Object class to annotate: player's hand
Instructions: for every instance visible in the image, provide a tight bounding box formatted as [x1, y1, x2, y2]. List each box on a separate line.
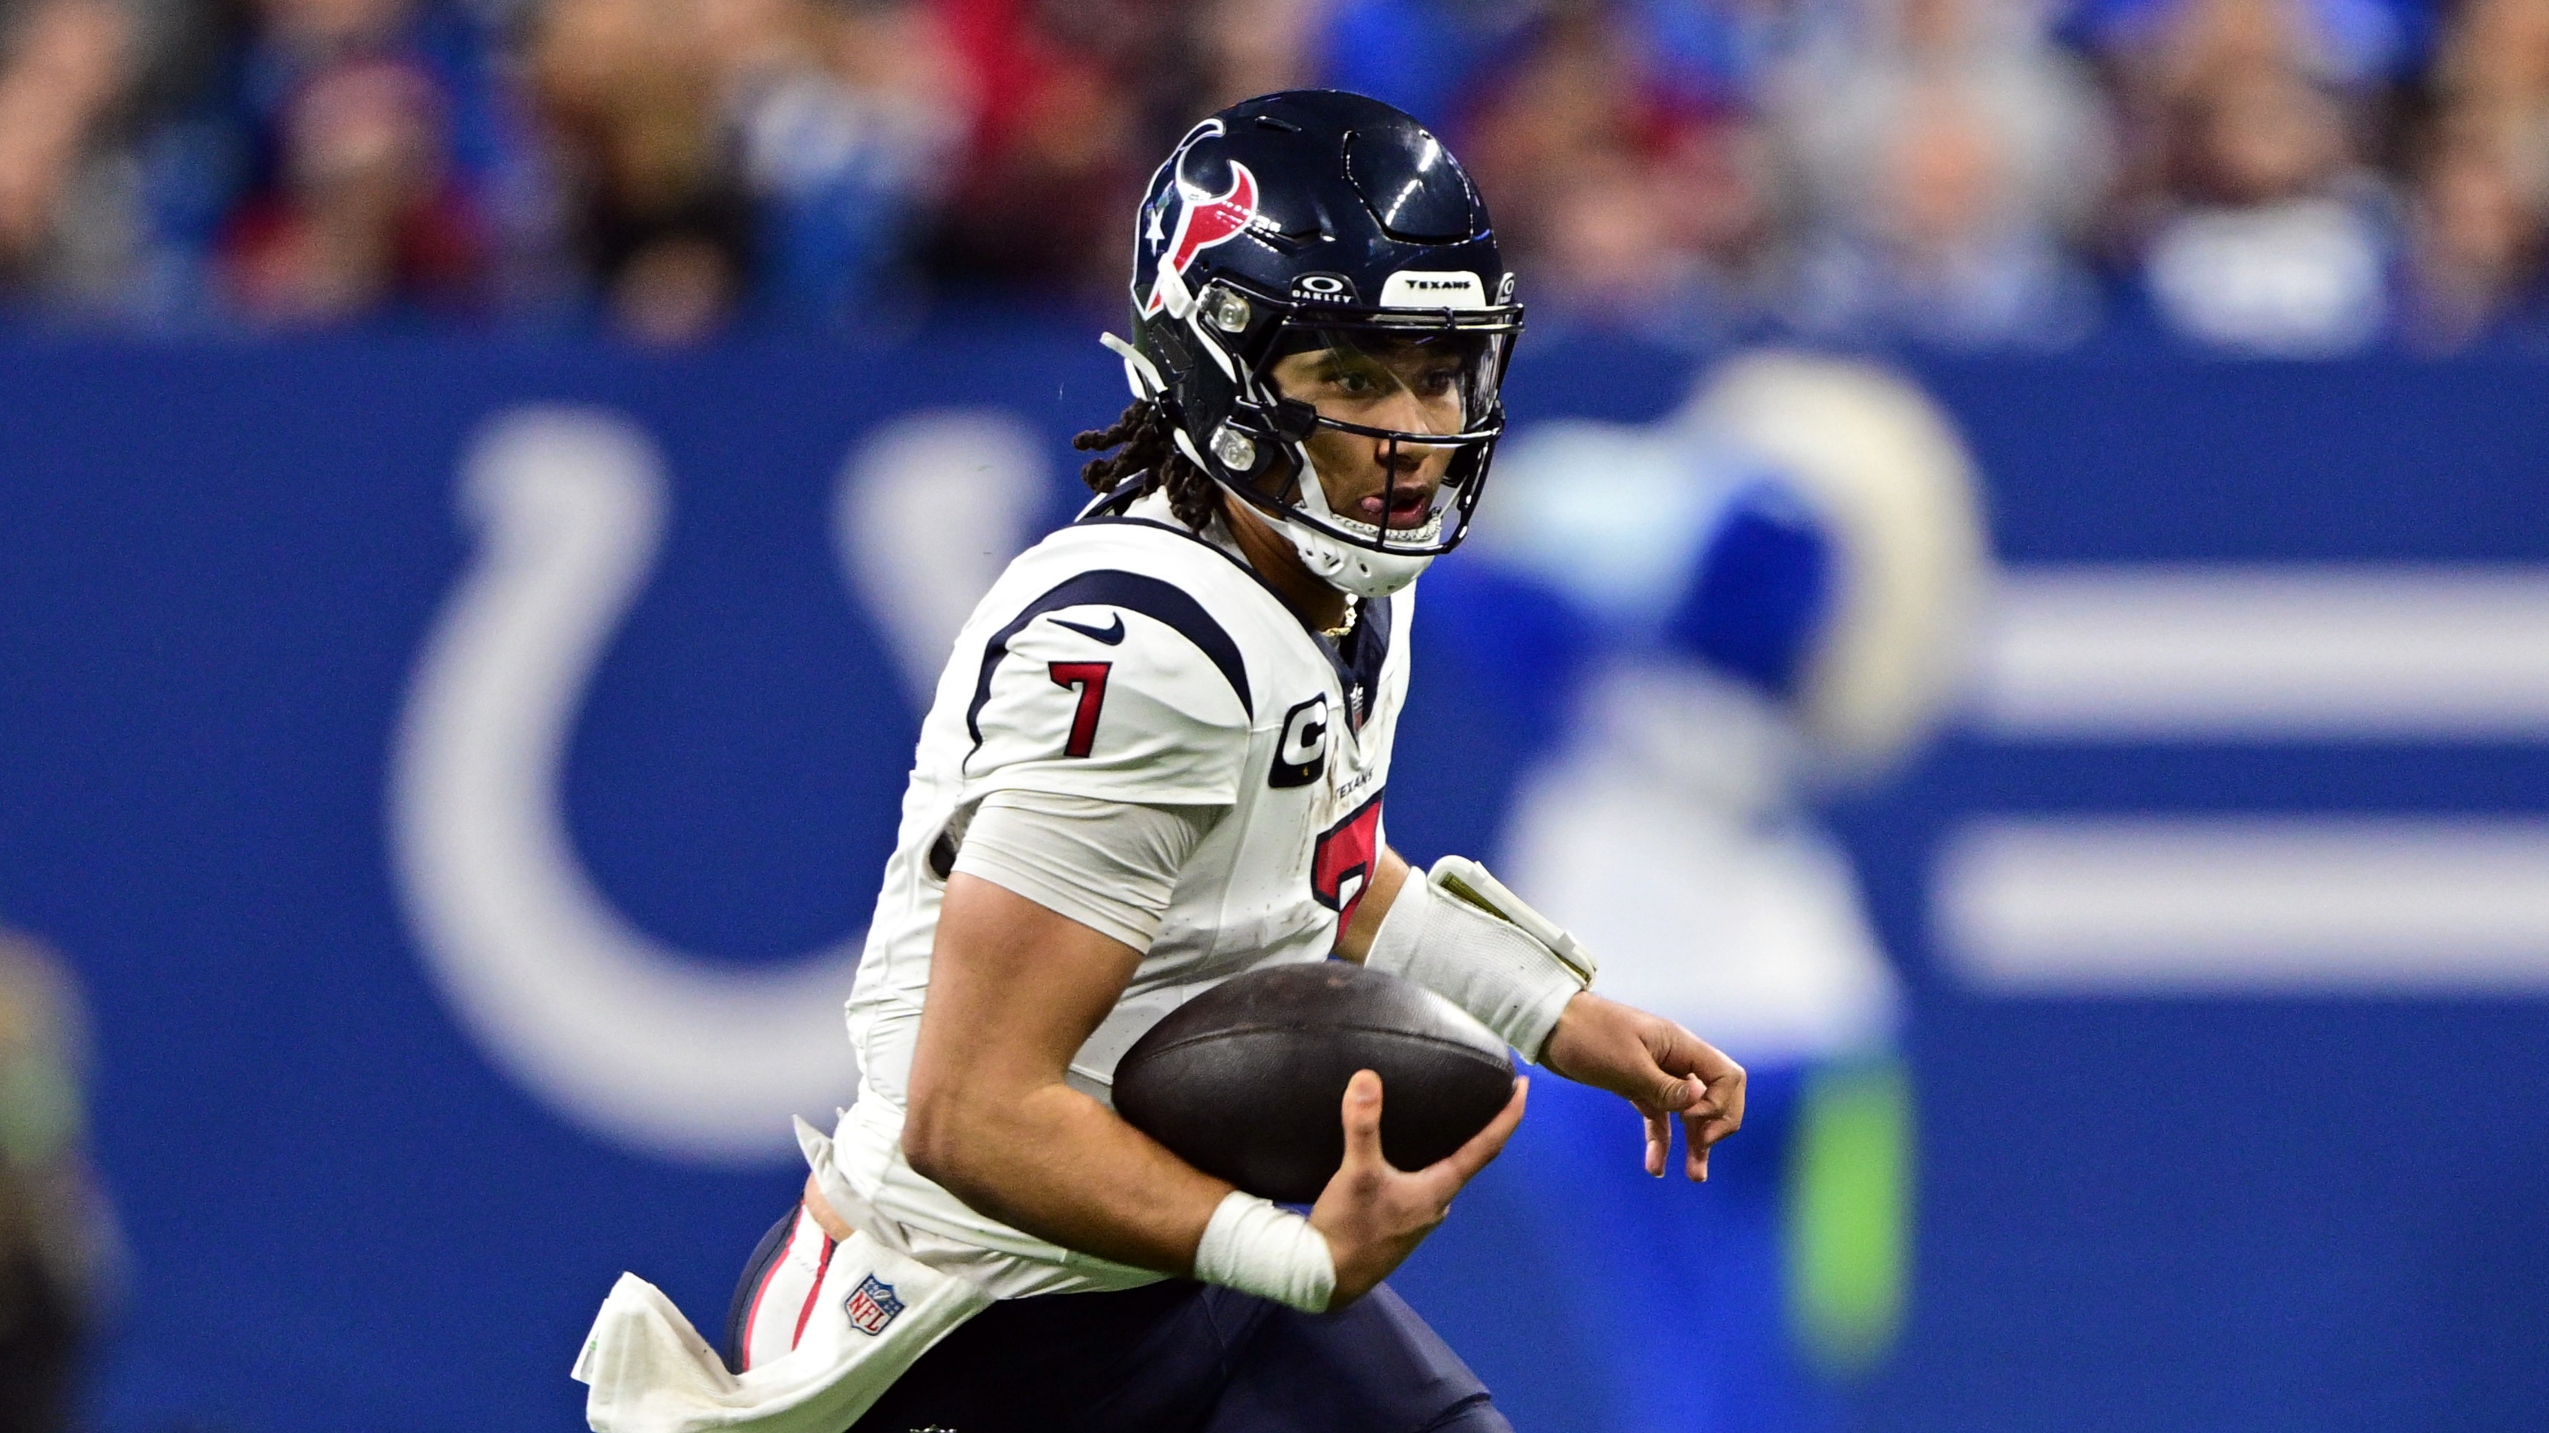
[1540, 992, 1745, 1181]
[1309, 1069, 1527, 1309]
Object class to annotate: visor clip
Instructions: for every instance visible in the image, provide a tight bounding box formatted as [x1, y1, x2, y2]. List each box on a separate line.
[1205, 287, 1253, 334]
[1211, 424, 1258, 471]
[1271, 398, 1319, 443]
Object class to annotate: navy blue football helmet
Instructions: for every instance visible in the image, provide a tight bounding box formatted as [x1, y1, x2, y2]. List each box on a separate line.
[1107, 90, 1523, 598]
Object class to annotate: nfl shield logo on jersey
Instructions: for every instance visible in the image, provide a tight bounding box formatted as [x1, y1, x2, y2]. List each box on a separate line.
[846, 1272, 906, 1336]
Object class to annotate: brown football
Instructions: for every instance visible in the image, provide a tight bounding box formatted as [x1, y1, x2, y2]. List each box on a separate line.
[1112, 962, 1516, 1203]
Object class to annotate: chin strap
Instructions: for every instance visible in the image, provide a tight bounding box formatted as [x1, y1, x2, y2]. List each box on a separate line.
[1100, 331, 1168, 402]
[1365, 856, 1595, 1063]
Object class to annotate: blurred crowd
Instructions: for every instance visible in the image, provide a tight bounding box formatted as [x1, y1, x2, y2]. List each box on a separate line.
[2, 0, 2546, 352]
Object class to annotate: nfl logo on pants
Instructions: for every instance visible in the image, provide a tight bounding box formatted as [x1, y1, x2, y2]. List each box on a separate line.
[847, 1274, 905, 1336]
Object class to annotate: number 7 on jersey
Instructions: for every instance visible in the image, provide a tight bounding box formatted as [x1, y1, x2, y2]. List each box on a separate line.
[1048, 662, 1112, 758]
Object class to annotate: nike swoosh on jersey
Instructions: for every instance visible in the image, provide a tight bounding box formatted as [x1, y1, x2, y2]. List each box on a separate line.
[1049, 613, 1127, 645]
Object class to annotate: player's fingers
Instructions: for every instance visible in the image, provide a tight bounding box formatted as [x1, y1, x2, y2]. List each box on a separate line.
[1643, 1104, 1670, 1178]
[1337, 1068, 1386, 1170]
[1655, 1030, 1746, 1135]
[1708, 1068, 1747, 1134]
[1433, 1076, 1527, 1185]
[1680, 1083, 1746, 1182]
[1704, 1100, 1738, 1152]
[1648, 1064, 1707, 1114]
[1700, 1065, 1746, 1136]
[1681, 1106, 1725, 1182]
[1651, 1020, 1746, 1090]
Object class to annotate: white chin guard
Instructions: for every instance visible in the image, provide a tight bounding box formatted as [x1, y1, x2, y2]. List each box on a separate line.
[1166, 424, 1444, 600]
[1279, 447, 1442, 599]
[1284, 514, 1436, 599]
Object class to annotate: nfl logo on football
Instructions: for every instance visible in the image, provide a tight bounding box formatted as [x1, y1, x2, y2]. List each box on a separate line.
[846, 1273, 905, 1336]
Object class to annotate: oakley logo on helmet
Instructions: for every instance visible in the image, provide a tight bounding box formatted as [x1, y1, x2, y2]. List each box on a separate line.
[1291, 273, 1359, 304]
[1141, 120, 1261, 318]
[1378, 271, 1486, 310]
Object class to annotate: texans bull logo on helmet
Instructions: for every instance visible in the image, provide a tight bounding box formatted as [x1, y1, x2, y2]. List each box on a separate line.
[1137, 120, 1260, 319]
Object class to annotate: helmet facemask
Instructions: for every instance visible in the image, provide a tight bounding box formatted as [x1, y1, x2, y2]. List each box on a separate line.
[1136, 279, 1522, 599]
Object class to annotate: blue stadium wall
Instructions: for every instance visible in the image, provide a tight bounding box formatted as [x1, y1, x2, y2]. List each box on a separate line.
[1, 327, 2543, 1432]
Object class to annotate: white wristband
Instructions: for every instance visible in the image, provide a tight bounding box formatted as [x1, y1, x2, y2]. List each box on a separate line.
[1364, 856, 1591, 1062]
[1192, 1191, 1335, 1314]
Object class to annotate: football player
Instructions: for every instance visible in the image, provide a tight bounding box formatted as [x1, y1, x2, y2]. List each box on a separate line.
[712, 91, 1748, 1432]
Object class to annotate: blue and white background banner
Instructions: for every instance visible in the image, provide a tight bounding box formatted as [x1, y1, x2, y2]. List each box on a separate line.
[2, 331, 2544, 1431]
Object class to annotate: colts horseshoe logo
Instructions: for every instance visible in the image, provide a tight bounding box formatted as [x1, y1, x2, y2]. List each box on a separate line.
[388, 406, 1038, 1163]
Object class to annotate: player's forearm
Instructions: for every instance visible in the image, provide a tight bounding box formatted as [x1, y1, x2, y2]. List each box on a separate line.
[902, 1076, 1230, 1276]
[906, 873, 1235, 1274]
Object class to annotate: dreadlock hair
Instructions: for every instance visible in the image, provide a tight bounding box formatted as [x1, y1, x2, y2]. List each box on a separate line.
[1073, 399, 1225, 534]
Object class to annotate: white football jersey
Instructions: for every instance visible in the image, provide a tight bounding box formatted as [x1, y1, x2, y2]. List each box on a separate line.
[828, 487, 1411, 1291]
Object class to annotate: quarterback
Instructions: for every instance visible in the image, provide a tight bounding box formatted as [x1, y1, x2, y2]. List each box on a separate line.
[708, 91, 1746, 1432]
